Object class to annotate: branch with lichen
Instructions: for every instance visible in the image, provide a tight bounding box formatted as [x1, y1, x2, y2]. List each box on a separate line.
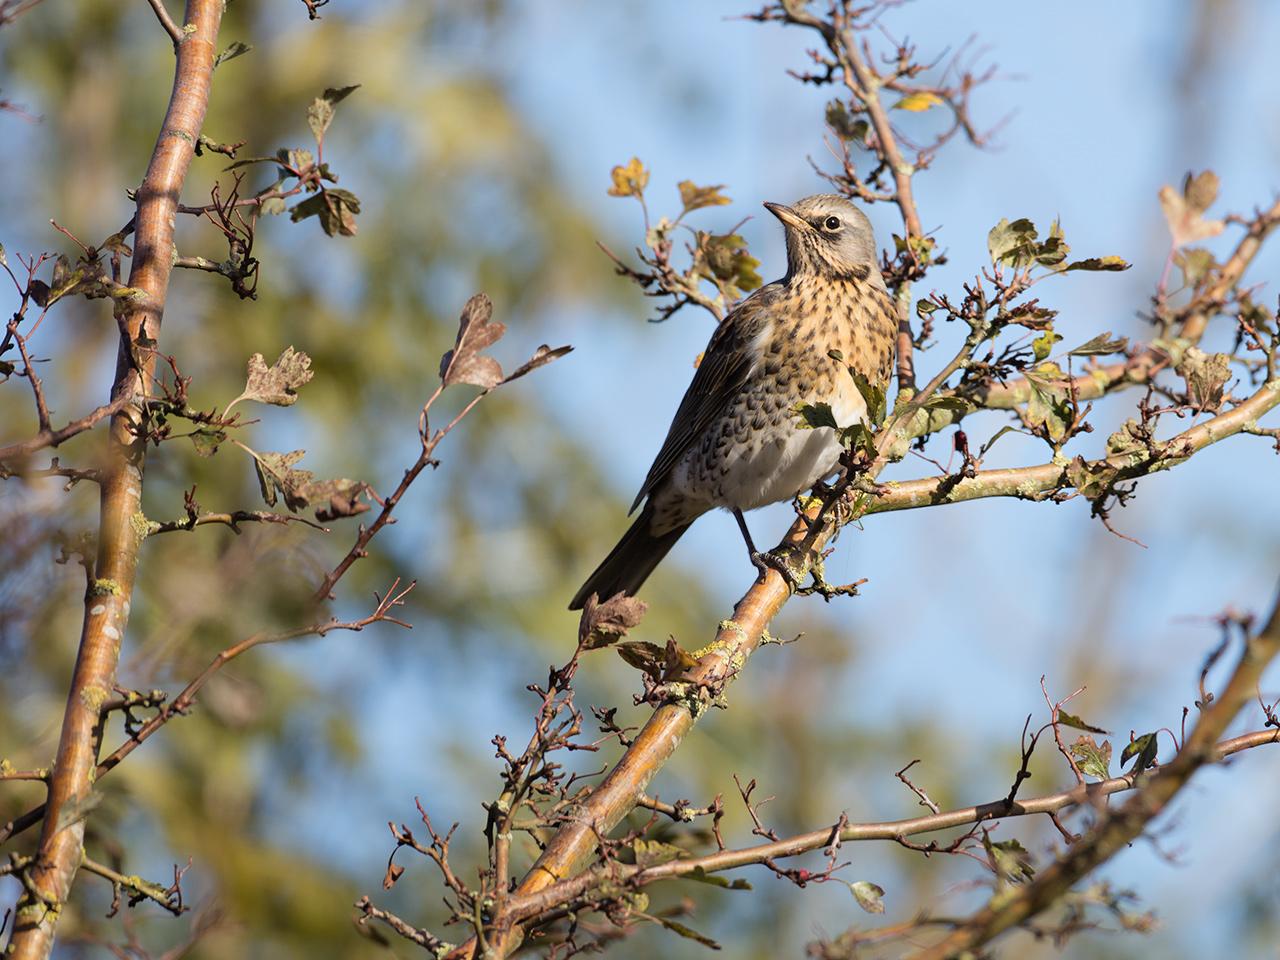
[4, 4, 225, 956]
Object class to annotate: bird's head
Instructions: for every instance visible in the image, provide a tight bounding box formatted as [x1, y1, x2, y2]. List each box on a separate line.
[764, 194, 881, 283]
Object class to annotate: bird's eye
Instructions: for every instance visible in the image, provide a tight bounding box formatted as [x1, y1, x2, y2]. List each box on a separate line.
[823, 215, 841, 230]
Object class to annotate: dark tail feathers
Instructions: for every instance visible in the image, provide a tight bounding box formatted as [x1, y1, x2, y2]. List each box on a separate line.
[569, 504, 690, 610]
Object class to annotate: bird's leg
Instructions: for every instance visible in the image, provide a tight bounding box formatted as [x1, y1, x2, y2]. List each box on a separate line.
[733, 508, 802, 591]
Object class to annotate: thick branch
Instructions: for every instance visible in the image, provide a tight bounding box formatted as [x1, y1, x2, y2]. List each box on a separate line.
[5, 4, 223, 956]
[867, 377, 1280, 515]
[909, 587, 1280, 959]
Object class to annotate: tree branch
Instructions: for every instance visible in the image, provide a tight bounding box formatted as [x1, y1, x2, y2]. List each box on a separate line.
[5, 3, 224, 955]
[908, 587, 1280, 959]
[144, 0, 184, 48]
[482, 728, 1280, 927]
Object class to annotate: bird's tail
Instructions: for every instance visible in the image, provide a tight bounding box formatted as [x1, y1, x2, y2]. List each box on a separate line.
[569, 504, 691, 610]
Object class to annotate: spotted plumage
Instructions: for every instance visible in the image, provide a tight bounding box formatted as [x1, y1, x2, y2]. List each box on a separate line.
[570, 195, 896, 610]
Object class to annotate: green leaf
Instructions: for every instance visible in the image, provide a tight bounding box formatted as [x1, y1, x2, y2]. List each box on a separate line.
[629, 839, 686, 867]
[1070, 735, 1112, 781]
[213, 40, 252, 70]
[850, 371, 887, 426]
[306, 84, 360, 142]
[979, 424, 1021, 457]
[190, 427, 226, 457]
[1032, 328, 1062, 361]
[848, 880, 885, 914]
[677, 180, 731, 214]
[650, 916, 720, 950]
[1035, 220, 1070, 266]
[1120, 732, 1159, 773]
[924, 395, 975, 416]
[684, 867, 751, 890]
[1068, 332, 1129, 357]
[607, 157, 648, 198]
[825, 100, 867, 142]
[0, 241, 7, 268]
[987, 217, 1038, 268]
[794, 401, 839, 430]
[839, 423, 877, 458]
[1058, 711, 1109, 735]
[1024, 369, 1072, 444]
[915, 298, 939, 321]
[698, 232, 761, 292]
[984, 835, 1035, 883]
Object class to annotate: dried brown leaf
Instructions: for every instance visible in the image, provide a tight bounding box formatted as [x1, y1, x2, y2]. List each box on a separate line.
[230, 346, 314, 411]
[580, 592, 648, 650]
[503, 344, 573, 384]
[439, 294, 507, 388]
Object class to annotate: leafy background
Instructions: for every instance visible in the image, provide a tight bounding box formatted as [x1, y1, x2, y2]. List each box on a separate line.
[1, 1, 1278, 957]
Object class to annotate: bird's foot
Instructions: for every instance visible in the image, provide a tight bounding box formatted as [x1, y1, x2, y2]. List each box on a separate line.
[750, 547, 805, 593]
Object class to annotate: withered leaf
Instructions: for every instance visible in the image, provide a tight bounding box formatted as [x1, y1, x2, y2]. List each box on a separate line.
[382, 863, 404, 890]
[229, 346, 314, 411]
[251, 448, 364, 520]
[616, 640, 667, 679]
[1068, 332, 1128, 357]
[503, 344, 573, 384]
[1057, 710, 1109, 735]
[1177, 346, 1231, 411]
[439, 293, 507, 388]
[1159, 171, 1225, 249]
[849, 880, 886, 914]
[307, 84, 360, 142]
[579, 592, 648, 650]
[1063, 255, 1131, 272]
[607, 157, 649, 198]
[289, 187, 361, 237]
[213, 40, 252, 71]
[1070, 735, 1112, 781]
[892, 91, 942, 112]
[677, 180, 731, 214]
[1065, 455, 1119, 501]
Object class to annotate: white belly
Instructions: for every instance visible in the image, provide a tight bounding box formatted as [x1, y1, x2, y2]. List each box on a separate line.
[718, 385, 867, 511]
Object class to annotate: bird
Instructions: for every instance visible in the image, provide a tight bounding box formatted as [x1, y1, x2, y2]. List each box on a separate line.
[569, 194, 896, 611]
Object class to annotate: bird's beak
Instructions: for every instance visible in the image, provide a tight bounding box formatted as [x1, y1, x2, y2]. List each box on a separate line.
[763, 201, 809, 231]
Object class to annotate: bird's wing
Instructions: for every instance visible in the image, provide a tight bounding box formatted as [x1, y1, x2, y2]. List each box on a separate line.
[630, 289, 775, 513]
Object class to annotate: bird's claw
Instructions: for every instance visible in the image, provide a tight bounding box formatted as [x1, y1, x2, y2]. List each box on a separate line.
[750, 549, 803, 592]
